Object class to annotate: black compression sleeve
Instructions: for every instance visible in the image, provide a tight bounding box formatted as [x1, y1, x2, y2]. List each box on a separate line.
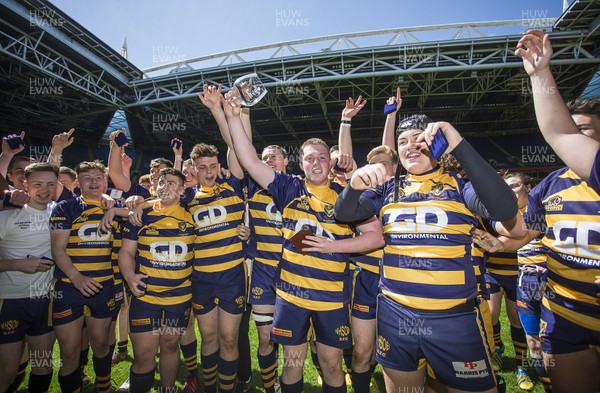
[334, 185, 376, 223]
[452, 139, 518, 221]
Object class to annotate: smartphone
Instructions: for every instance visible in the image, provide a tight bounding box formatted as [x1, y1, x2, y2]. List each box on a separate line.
[170, 139, 182, 149]
[383, 102, 397, 115]
[429, 129, 449, 160]
[114, 132, 128, 147]
[6, 136, 25, 150]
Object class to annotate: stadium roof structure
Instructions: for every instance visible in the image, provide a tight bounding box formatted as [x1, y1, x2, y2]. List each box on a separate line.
[0, 0, 599, 157]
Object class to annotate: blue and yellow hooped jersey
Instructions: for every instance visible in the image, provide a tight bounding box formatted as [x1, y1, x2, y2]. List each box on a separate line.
[363, 167, 480, 311]
[525, 167, 600, 332]
[122, 201, 195, 306]
[112, 222, 123, 286]
[247, 177, 283, 267]
[50, 196, 115, 283]
[268, 173, 354, 311]
[517, 205, 548, 267]
[185, 176, 246, 273]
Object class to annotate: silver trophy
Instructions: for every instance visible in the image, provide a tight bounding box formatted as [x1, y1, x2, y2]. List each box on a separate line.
[232, 73, 267, 106]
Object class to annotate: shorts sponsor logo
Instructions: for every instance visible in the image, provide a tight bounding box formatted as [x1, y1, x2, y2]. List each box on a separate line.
[353, 303, 369, 313]
[52, 309, 73, 319]
[192, 303, 204, 311]
[131, 318, 151, 326]
[272, 327, 292, 338]
[452, 360, 489, 378]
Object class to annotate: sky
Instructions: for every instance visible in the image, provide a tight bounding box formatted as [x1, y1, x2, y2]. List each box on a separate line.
[49, 0, 566, 74]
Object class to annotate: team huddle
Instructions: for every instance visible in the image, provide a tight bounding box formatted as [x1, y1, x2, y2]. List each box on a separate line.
[0, 30, 598, 393]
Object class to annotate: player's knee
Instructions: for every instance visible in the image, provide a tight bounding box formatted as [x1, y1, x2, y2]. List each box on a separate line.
[352, 344, 373, 367]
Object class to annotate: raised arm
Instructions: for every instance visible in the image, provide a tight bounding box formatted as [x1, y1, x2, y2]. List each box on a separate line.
[339, 95, 367, 162]
[198, 84, 244, 179]
[516, 29, 599, 181]
[382, 87, 402, 150]
[172, 138, 183, 171]
[48, 128, 74, 168]
[222, 94, 275, 190]
[107, 129, 133, 192]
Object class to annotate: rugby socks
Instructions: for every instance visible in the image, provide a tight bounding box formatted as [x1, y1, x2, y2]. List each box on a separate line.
[510, 325, 528, 364]
[92, 351, 112, 393]
[218, 357, 238, 393]
[180, 340, 198, 378]
[7, 361, 27, 391]
[129, 367, 155, 393]
[343, 348, 353, 374]
[370, 363, 377, 375]
[109, 342, 116, 357]
[258, 349, 278, 393]
[323, 381, 347, 393]
[28, 372, 52, 393]
[351, 370, 371, 393]
[117, 339, 128, 355]
[280, 378, 303, 393]
[237, 311, 252, 386]
[531, 357, 552, 392]
[493, 322, 503, 351]
[79, 346, 90, 373]
[58, 368, 82, 393]
[310, 349, 322, 377]
[201, 351, 219, 393]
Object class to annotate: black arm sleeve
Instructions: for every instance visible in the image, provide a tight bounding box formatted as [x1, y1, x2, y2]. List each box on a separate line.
[452, 139, 518, 221]
[334, 185, 377, 223]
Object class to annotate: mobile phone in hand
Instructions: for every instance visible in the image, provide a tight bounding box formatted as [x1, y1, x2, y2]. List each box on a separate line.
[6, 136, 25, 149]
[383, 103, 397, 115]
[170, 139, 182, 149]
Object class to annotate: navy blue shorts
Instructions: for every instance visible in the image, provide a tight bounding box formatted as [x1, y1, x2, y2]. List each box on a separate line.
[0, 298, 53, 344]
[128, 296, 192, 334]
[52, 280, 116, 325]
[192, 263, 246, 315]
[351, 269, 379, 320]
[248, 261, 277, 306]
[484, 271, 518, 302]
[540, 302, 600, 355]
[516, 268, 545, 336]
[376, 294, 496, 392]
[271, 296, 352, 349]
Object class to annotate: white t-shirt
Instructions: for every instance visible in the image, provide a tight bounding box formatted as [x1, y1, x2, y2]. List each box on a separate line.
[0, 203, 55, 298]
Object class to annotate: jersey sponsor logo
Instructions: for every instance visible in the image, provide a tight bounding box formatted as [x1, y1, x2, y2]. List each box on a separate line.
[193, 205, 227, 228]
[266, 201, 282, 222]
[295, 218, 334, 239]
[149, 241, 189, 262]
[272, 327, 292, 337]
[131, 318, 151, 326]
[552, 220, 600, 259]
[78, 223, 110, 241]
[452, 360, 489, 378]
[50, 216, 66, 221]
[386, 206, 448, 232]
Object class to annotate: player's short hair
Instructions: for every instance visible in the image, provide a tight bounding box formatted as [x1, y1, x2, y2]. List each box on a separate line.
[502, 171, 533, 187]
[262, 145, 287, 159]
[8, 156, 36, 174]
[567, 97, 600, 117]
[150, 157, 173, 169]
[300, 138, 329, 158]
[329, 144, 339, 154]
[74, 160, 107, 176]
[190, 143, 219, 160]
[24, 162, 59, 179]
[158, 168, 185, 186]
[138, 174, 151, 185]
[182, 158, 194, 168]
[438, 154, 461, 172]
[367, 145, 398, 164]
[59, 166, 77, 182]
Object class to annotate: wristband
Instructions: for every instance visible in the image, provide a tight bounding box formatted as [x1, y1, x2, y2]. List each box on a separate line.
[174, 155, 182, 160]
[341, 120, 351, 125]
